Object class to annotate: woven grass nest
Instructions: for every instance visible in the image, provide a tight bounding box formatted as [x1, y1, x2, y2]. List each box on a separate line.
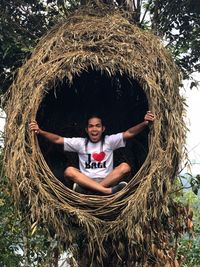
[4, 8, 187, 266]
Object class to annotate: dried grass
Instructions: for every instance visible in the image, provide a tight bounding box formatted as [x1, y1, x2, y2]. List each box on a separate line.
[4, 8, 189, 266]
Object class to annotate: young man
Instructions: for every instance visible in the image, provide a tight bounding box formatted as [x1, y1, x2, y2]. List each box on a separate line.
[29, 111, 155, 195]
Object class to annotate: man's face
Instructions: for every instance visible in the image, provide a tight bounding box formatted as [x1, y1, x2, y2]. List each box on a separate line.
[86, 117, 105, 143]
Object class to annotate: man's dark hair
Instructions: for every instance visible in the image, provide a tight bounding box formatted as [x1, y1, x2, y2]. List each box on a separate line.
[85, 113, 106, 128]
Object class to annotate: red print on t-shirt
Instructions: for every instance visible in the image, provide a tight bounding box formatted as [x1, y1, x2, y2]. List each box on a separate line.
[92, 152, 105, 162]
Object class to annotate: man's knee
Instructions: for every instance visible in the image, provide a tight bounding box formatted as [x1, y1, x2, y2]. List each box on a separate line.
[64, 166, 78, 178]
[119, 162, 131, 174]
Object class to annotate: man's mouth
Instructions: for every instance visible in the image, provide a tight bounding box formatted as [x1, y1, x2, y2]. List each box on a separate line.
[91, 133, 98, 137]
[90, 133, 100, 142]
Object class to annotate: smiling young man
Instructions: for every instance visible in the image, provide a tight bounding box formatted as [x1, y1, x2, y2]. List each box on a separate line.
[29, 111, 155, 195]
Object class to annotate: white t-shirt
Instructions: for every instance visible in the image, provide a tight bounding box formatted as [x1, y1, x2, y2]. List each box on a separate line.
[64, 133, 126, 179]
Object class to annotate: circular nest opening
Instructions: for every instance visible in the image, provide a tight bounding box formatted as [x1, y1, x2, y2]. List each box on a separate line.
[37, 69, 149, 190]
[4, 10, 186, 242]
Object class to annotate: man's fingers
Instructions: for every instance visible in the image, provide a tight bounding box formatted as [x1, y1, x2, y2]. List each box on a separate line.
[29, 122, 38, 128]
[147, 111, 154, 115]
[145, 111, 155, 122]
[29, 123, 39, 132]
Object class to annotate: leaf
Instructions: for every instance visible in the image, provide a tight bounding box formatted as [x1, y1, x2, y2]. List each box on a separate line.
[30, 221, 38, 236]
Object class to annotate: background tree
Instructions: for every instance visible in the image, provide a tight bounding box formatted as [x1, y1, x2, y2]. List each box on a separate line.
[149, 0, 200, 79]
[0, 151, 52, 266]
[0, 0, 199, 94]
[0, 149, 79, 266]
[0, 0, 59, 93]
[175, 176, 200, 266]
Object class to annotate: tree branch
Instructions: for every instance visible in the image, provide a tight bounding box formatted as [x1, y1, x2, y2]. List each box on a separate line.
[140, 0, 152, 25]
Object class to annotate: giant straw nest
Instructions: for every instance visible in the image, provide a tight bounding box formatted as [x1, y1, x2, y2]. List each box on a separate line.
[4, 8, 188, 266]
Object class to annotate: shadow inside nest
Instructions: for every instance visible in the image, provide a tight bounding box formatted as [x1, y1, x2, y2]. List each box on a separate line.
[36, 69, 150, 194]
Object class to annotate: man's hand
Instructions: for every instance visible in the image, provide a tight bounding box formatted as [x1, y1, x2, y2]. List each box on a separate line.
[29, 121, 40, 134]
[29, 121, 64, 144]
[144, 111, 155, 124]
[123, 111, 155, 140]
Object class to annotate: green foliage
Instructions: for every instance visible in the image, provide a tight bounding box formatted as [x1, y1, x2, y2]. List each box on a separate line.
[0, 0, 199, 95]
[174, 173, 200, 266]
[149, 0, 200, 78]
[178, 191, 200, 266]
[0, 152, 66, 267]
[0, 153, 21, 266]
[180, 173, 200, 195]
[0, 0, 60, 93]
[0, 184, 22, 266]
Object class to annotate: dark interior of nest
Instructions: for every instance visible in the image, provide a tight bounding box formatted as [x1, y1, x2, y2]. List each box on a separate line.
[36, 69, 149, 191]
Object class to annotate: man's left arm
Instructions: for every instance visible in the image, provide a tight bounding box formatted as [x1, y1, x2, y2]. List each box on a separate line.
[123, 111, 155, 140]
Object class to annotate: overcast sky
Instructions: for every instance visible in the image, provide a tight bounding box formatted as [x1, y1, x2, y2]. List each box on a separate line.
[183, 73, 200, 175]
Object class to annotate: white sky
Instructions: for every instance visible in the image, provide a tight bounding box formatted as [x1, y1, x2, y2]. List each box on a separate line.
[0, 75, 199, 175]
[183, 73, 200, 175]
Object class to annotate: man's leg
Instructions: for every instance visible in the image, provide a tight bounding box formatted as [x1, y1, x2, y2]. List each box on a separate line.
[100, 162, 131, 187]
[64, 166, 112, 194]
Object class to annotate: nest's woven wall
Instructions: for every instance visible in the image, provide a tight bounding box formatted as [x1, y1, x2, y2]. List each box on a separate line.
[4, 9, 187, 266]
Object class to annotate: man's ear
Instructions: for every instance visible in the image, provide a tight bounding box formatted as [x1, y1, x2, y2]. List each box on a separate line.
[85, 127, 88, 134]
[102, 126, 105, 132]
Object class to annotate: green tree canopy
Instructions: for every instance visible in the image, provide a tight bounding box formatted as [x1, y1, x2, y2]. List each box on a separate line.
[0, 0, 199, 94]
[0, 0, 59, 93]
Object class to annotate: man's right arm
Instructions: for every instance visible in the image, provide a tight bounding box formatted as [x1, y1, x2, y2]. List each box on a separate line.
[29, 121, 64, 145]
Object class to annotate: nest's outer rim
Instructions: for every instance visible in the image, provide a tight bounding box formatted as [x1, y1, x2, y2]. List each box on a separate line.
[4, 10, 186, 248]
